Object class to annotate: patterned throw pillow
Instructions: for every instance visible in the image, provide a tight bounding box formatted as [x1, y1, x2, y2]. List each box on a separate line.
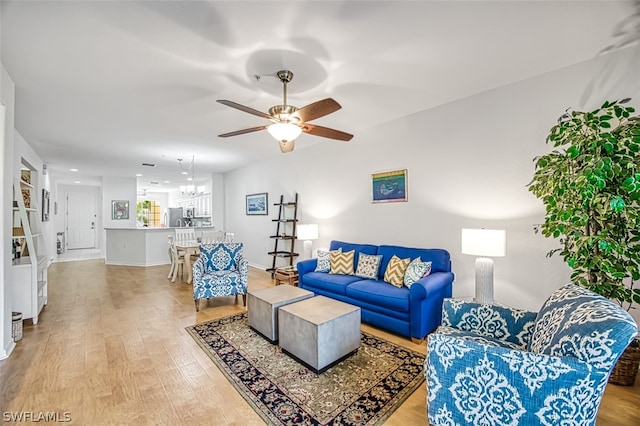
[315, 248, 341, 272]
[354, 253, 383, 279]
[383, 255, 411, 287]
[404, 258, 432, 288]
[329, 250, 355, 275]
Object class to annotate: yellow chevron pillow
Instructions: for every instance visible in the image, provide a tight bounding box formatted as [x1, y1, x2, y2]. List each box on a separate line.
[329, 250, 355, 275]
[383, 255, 411, 287]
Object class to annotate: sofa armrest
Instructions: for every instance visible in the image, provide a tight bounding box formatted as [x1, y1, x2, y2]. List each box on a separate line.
[410, 271, 454, 300]
[408, 271, 454, 339]
[442, 299, 538, 348]
[425, 333, 608, 426]
[296, 258, 317, 276]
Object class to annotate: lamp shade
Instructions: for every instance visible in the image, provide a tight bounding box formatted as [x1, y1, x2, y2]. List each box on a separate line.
[267, 122, 302, 142]
[297, 224, 319, 241]
[461, 228, 506, 257]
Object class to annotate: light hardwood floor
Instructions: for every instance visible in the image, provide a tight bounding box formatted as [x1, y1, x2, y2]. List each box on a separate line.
[1, 259, 638, 425]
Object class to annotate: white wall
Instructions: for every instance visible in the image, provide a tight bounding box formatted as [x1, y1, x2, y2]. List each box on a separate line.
[1, 63, 16, 359]
[101, 176, 137, 252]
[226, 45, 640, 320]
[101, 176, 137, 229]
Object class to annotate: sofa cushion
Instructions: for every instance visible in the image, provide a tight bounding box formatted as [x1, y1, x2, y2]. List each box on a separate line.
[383, 255, 411, 287]
[315, 248, 340, 272]
[404, 258, 432, 288]
[330, 250, 355, 275]
[354, 253, 383, 279]
[378, 245, 451, 274]
[345, 280, 410, 313]
[299, 271, 361, 296]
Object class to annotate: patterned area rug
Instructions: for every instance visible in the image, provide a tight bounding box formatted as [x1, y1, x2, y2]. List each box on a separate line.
[186, 312, 425, 425]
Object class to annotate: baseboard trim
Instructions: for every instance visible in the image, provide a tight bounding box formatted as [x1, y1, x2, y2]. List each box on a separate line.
[0, 340, 16, 360]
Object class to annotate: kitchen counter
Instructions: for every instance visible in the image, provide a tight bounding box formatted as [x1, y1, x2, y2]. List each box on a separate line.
[104, 227, 215, 267]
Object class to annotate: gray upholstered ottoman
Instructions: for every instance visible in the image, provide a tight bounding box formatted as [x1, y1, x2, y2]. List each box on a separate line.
[278, 295, 361, 373]
[247, 285, 314, 343]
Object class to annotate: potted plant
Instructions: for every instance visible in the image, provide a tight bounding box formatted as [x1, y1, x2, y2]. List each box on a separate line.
[528, 98, 640, 384]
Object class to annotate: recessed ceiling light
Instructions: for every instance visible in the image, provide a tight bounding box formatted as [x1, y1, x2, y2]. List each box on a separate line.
[181, 171, 188, 175]
[136, 173, 143, 177]
[187, 177, 193, 181]
[164, 180, 171, 184]
[70, 168, 78, 172]
[74, 181, 81, 184]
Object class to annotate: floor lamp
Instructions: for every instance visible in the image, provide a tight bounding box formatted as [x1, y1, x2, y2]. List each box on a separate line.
[461, 228, 506, 305]
[297, 224, 318, 260]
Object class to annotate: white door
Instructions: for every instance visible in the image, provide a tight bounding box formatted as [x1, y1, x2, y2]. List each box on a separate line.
[66, 192, 96, 249]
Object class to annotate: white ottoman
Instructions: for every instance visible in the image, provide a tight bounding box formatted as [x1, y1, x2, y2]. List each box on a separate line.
[247, 285, 314, 343]
[278, 296, 361, 373]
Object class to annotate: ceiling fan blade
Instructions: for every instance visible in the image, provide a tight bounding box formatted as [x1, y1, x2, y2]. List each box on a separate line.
[279, 140, 295, 153]
[302, 123, 353, 141]
[217, 100, 275, 120]
[295, 98, 342, 122]
[218, 125, 267, 138]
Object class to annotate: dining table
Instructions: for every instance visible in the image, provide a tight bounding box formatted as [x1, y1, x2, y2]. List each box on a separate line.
[175, 240, 200, 284]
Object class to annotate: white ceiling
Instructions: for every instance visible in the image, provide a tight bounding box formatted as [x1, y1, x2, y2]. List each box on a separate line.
[1, 1, 637, 192]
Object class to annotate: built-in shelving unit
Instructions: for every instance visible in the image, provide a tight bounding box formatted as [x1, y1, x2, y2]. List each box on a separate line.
[12, 167, 50, 324]
[266, 193, 298, 277]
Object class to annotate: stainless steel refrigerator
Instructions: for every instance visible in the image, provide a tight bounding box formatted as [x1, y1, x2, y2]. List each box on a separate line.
[164, 207, 184, 227]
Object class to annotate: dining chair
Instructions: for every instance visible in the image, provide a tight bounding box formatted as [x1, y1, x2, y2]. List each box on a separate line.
[167, 235, 186, 282]
[175, 228, 196, 244]
[201, 230, 225, 244]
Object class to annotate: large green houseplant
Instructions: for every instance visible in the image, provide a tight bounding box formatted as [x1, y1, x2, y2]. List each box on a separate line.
[528, 98, 640, 311]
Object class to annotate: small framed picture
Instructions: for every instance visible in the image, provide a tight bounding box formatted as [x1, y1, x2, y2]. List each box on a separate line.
[112, 200, 129, 220]
[246, 193, 268, 215]
[372, 169, 408, 203]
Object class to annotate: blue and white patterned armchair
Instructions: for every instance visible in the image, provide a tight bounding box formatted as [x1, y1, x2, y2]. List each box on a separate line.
[425, 283, 638, 425]
[192, 242, 248, 311]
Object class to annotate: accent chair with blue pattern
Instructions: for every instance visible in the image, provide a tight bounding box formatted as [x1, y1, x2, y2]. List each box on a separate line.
[425, 283, 638, 425]
[192, 242, 248, 311]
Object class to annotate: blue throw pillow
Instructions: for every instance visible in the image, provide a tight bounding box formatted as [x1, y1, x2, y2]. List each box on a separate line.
[315, 248, 341, 272]
[403, 258, 432, 288]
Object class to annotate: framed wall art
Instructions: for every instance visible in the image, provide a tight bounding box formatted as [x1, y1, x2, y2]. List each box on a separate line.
[112, 200, 130, 220]
[246, 193, 268, 215]
[372, 169, 408, 203]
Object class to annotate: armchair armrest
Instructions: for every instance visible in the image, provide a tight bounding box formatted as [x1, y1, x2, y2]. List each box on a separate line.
[441, 298, 538, 349]
[237, 256, 248, 288]
[426, 333, 609, 426]
[192, 256, 206, 283]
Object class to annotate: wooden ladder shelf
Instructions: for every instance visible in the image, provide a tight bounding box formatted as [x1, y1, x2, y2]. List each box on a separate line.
[266, 193, 298, 277]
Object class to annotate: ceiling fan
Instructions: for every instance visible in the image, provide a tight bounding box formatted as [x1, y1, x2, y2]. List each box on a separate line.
[217, 70, 353, 153]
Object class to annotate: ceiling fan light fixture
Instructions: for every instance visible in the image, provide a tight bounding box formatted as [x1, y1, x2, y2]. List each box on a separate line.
[267, 122, 302, 143]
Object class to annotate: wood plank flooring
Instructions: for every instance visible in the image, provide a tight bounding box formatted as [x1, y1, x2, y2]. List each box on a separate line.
[0, 259, 638, 425]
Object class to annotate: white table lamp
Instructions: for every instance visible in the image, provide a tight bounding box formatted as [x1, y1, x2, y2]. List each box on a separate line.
[297, 224, 319, 260]
[461, 228, 506, 305]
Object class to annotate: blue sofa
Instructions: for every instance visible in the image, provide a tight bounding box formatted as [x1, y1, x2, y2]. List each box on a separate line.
[296, 240, 454, 342]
